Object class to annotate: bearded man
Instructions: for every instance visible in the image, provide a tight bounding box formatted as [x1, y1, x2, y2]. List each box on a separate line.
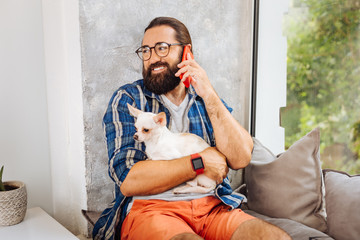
[93, 17, 291, 240]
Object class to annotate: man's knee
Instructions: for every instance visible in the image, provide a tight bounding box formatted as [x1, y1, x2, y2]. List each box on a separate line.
[231, 218, 292, 240]
[170, 233, 204, 240]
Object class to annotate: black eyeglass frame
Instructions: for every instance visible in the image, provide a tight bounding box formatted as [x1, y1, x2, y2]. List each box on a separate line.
[135, 42, 184, 61]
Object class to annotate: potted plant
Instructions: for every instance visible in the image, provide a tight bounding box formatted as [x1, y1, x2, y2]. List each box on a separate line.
[0, 166, 27, 226]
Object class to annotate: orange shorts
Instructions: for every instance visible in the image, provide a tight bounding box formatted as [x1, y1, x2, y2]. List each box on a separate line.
[121, 196, 255, 240]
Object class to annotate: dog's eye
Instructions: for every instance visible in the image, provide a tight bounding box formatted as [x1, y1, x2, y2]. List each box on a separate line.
[143, 128, 149, 133]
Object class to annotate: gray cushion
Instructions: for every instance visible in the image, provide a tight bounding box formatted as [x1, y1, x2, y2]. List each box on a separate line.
[244, 210, 333, 240]
[245, 128, 327, 232]
[323, 169, 360, 240]
[228, 168, 244, 192]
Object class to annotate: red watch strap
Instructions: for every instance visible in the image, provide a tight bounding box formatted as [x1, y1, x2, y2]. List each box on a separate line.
[191, 153, 201, 159]
[195, 168, 204, 175]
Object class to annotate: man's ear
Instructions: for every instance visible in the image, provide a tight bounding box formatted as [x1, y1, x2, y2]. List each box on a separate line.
[127, 103, 142, 117]
[153, 112, 167, 127]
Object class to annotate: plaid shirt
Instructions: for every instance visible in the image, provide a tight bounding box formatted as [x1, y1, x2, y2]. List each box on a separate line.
[93, 79, 245, 240]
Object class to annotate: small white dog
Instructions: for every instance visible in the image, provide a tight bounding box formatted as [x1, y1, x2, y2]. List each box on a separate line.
[127, 103, 216, 194]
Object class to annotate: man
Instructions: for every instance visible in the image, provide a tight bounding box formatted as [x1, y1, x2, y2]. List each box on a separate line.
[93, 17, 291, 240]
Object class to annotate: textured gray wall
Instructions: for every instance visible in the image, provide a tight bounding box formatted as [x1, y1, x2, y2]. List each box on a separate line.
[79, 0, 253, 212]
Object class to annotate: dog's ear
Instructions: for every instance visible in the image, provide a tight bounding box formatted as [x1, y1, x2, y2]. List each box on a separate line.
[127, 103, 142, 117]
[153, 112, 167, 126]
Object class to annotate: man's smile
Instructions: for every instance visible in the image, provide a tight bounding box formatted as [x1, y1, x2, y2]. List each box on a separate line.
[152, 66, 166, 73]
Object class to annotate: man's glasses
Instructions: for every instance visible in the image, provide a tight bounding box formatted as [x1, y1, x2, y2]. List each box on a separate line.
[135, 42, 184, 61]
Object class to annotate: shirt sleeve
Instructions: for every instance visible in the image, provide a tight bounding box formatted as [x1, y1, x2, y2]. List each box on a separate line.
[220, 99, 233, 113]
[103, 88, 147, 187]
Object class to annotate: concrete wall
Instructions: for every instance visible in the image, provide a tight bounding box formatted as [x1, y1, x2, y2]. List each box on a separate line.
[79, 0, 254, 213]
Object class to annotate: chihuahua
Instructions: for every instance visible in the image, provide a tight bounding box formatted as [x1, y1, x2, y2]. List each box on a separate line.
[127, 103, 216, 194]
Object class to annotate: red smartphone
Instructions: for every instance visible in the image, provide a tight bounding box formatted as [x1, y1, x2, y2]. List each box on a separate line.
[179, 45, 194, 88]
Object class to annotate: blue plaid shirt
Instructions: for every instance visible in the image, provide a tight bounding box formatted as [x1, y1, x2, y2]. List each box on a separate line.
[93, 79, 245, 240]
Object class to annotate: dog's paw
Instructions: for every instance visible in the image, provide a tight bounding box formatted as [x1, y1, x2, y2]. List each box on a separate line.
[173, 185, 190, 194]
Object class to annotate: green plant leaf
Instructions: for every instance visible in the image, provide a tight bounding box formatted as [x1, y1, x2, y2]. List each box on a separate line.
[0, 166, 5, 191]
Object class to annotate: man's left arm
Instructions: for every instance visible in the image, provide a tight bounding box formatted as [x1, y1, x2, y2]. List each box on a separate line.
[177, 56, 253, 169]
[202, 93, 253, 169]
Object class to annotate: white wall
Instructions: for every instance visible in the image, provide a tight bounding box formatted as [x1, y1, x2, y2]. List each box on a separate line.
[0, 0, 87, 236]
[0, 0, 53, 214]
[255, 0, 289, 155]
[42, 0, 87, 235]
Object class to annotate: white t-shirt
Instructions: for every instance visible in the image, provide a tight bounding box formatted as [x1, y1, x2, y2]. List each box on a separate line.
[160, 93, 189, 133]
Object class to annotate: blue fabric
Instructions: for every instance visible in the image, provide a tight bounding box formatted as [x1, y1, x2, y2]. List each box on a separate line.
[92, 79, 245, 240]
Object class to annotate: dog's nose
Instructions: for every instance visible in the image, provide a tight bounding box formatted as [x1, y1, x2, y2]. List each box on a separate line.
[133, 135, 138, 140]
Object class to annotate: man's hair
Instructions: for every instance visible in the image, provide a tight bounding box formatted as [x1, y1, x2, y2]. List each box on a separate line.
[145, 17, 192, 48]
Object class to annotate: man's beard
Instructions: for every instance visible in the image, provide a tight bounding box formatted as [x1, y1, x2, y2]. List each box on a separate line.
[143, 60, 181, 95]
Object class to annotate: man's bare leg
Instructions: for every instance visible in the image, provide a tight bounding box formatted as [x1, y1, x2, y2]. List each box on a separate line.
[170, 233, 204, 240]
[231, 218, 292, 240]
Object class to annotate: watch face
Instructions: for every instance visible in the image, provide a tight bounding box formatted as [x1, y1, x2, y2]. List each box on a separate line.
[192, 157, 204, 170]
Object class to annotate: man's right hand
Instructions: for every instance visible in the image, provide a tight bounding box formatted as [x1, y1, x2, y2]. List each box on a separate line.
[200, 147, 229, 184]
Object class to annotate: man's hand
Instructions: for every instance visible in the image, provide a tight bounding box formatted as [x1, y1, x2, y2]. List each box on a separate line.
[199, 147, 228, 184]
[176, 54, 217, 102]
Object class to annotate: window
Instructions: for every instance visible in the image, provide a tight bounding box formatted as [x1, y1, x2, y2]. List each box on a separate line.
[253, 0, 360, 174]
[281, 0, 360, 174]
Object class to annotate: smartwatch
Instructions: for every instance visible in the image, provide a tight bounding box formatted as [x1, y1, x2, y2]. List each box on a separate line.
[190, 153, 204, 175]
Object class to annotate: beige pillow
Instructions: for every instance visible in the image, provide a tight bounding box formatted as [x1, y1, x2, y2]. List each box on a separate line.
[323, 169, 360, 240]
[245, 128, 327, 232]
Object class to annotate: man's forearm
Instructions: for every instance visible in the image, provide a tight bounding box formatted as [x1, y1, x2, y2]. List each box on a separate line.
[120, 156, 196, 196]
[175, 57, 253, 169]
[203, 93, 253, 170]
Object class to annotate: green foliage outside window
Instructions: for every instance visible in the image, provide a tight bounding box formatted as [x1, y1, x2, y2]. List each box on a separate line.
[282, 0, 360, 174]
